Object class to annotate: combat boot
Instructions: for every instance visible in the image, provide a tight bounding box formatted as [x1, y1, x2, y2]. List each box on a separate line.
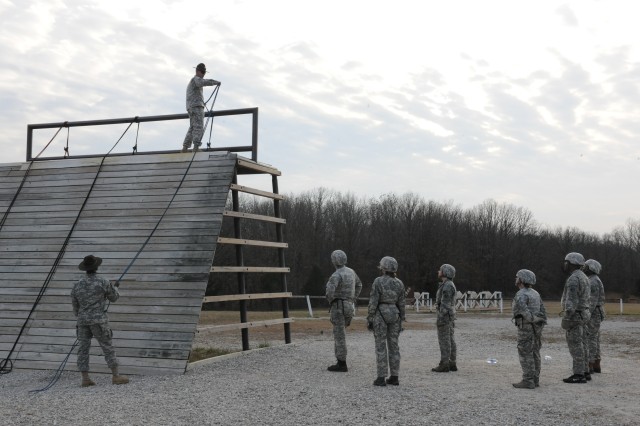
[588, 362, 595, 374]
[449, 362, 458, 372]
[432, 362, 450, 373]
[562, 374, 587, 384]
[327, 360, 348, 372]
[593, 359, 601, 373]
[385, 376, 399, 386]
[111, 367, 129, 385]
[81, 372, 95, 388]
[181, 147, 189, 153]
[373, 377, 386, 386]
[584, 371, 592, 381]
[512, 381, 535, 389]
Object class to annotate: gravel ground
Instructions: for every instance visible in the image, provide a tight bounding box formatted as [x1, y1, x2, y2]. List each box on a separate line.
[1, 315, 639, 425]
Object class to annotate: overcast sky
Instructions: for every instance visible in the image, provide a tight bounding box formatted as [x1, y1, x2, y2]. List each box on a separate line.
[1, 0, 639, 235]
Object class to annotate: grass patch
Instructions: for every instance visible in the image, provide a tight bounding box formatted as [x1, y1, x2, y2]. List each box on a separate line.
[189, 347, 236, 362]
[257, 342, 271, 349]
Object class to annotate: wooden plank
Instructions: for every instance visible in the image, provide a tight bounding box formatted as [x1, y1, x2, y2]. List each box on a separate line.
[236, 158, 281, 176]
[223, 210, 286, 224]
[210, 266, 290, 273]
[197, 318, 293, 332]
[216, 237, 288, 248]
[202, 292, 292, 303]
[13, 360, 186, 375]
[229, 183, 284, 200]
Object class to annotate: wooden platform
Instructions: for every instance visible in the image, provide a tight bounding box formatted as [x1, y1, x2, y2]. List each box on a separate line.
[0, 151, 239, 375]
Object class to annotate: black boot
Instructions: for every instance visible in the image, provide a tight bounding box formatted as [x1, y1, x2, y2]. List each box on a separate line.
[593, 359, 601, 373]
[385, 376, 399, 386]
[327, 360, 348, 372]
[584, 371, 592, 381]
[449, 362, 458, 372]
[562, 374, 587, 384]
[432, 362, 450, 373]
[373, 376, 386, 386]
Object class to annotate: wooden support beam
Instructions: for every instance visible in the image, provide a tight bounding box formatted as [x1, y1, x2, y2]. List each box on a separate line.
[202, 292, 292, 303]
[229, 183, 284, 200]
[197, 318, 294, 332]
[236, 158, 281, 176]
[210, 266, 290, 273]
[216, 237, 288, 248]
[223, 210, 286, 224]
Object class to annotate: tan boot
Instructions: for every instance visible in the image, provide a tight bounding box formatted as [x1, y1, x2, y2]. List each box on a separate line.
[181, 147, 189, 153]
[512, 380, 535, 389]
[111, 367, 129, 385]
[81, 371, 95, 388]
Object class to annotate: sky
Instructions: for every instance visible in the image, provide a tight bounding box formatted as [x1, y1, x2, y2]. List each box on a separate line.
[1, 0, 639, 235]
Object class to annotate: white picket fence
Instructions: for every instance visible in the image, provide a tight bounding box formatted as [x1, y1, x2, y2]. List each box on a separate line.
[410, 290, 503, 313]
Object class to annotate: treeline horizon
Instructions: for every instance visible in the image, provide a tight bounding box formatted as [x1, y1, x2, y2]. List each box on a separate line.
[209, 188, 640, 304]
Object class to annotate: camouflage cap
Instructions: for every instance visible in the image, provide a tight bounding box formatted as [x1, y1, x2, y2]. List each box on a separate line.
[440, 263, 456, 279]
[378, 256, 398, 273]
[516, 269, 536, 285]
[564, 252, 585, 266]
[584, 259, 602, 274]
[331, 250, 347, 266]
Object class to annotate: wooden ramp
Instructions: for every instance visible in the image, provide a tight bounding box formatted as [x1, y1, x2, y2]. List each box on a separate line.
[0, 151, 238, 375]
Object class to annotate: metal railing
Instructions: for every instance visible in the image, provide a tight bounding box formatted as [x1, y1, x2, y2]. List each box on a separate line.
[26, 107, 259, 162]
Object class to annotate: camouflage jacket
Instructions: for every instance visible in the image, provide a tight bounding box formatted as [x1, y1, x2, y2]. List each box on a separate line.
[186, 75, 216, 110]
[435, 279, 457, 322]
[367, 275, 406, 322]
[71, 273, 119, 325]
[325, 266, 363, 304]
[512, 287, 547, 325]
[561, 269, 590, 315]
[588, 275, 606, 311]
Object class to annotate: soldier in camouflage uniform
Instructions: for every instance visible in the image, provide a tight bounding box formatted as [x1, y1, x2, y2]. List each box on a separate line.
[367, 256, 405, 386]
[511, 269, 547, 389]
[71, 255, 129, 387]
[432, 264, 458, 372]
[560, 252, 591, 384]
[182, 63, 221, 153]
[584, 259, 606, 374]
[325, 250, 363, 372]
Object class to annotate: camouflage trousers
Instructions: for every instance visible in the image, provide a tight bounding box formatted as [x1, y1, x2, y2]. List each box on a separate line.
[436, 319, 457, 364]
[517, 324, 543, 385]
[183, 107, 205, 149]
[565, 322, 586, 375]
[585, 311, 602, 362]
[372, 313, 401, 377]
[330, 301, 354, 362]
[76, 323, 118, 372]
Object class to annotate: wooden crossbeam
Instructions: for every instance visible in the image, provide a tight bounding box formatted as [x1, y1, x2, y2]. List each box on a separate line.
[197, 318, 294, 332]
[216, 237, 288, 248]
[236, 158, 281, 176]
[210, 266, 290, 273]
[223, 210, 286, 224]
[229, 183, 284, 200]
[202, 292, 292, 303]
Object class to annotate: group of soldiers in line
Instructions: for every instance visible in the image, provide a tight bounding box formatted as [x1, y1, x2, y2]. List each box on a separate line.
[324, 250, 606, 388]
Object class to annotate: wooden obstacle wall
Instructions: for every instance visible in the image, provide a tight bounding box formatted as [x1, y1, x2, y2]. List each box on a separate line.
[0, 152, 237, 375]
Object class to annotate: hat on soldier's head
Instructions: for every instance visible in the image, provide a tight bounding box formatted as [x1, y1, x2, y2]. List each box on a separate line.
[378, 256, 398, 273]
[439, 263, 456, 279]
[331, 250, 347, 266]
[78, 255, 102, 271]
[584, 259, 602, 274]
[564, 252, 585, 266]
[196, 63, 207, 73]
[516, 269, 536, 285]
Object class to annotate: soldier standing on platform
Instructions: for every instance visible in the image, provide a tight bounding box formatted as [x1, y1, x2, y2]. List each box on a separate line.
[182, 63, 220, 153]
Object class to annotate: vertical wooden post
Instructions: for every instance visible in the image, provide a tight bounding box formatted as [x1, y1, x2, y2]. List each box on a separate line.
[272, 175, 291, 344]
[231, 172, 249, 350]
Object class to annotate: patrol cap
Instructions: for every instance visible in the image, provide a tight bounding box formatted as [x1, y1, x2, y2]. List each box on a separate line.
[439, 263, 456, 279]
[331, 250, 347, 266]
[584, 259, 602, 274]
[516, 269, 536, 285]
[378, 256, 398, 273]
[564, 252, 585, 266]
[79, 255, 102, 271]
[196, 63, 207, 73]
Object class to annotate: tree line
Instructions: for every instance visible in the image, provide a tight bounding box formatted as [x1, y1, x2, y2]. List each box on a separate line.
[209, 188, 640, 304]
